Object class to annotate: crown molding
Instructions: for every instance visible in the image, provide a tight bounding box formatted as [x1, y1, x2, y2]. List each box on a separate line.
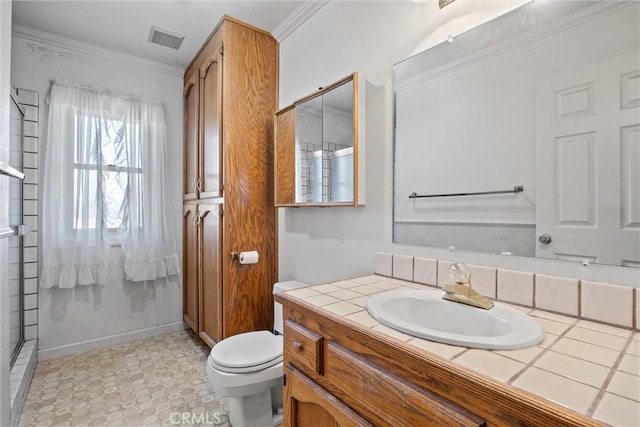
[12, 24, 184, 78]
[272, 0, 329, 42]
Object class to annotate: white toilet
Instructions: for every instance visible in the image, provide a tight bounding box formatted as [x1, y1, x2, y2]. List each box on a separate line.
[207, 280, 308, 427]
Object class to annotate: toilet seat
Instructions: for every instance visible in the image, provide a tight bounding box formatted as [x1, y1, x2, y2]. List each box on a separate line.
[210, 331, 283, 374]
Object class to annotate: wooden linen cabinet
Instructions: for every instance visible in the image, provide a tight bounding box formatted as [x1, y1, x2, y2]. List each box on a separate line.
[182, 16, 278, 346]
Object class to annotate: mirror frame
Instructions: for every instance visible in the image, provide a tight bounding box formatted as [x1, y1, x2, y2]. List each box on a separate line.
[274, 72, 364, 207]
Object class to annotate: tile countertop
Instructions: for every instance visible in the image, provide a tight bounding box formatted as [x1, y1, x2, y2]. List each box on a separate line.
[283, 275, 640, 427]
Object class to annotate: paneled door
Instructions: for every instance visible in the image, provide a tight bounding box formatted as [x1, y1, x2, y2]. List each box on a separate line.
[182, 203, 199, 332]
[536, 51, 640, 266]
[198, 202, 222, 345]
[183, 75, 199, 200]
[199, 45, 223, 200]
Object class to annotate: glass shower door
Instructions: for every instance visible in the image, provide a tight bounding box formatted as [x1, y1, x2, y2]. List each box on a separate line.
[8, 93, 24, 367]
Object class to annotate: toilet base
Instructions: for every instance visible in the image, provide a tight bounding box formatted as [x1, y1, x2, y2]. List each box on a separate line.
[227, 382, 283, 427]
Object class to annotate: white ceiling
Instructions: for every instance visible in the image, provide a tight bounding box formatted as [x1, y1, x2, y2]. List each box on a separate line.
[12, 1, 306, 69]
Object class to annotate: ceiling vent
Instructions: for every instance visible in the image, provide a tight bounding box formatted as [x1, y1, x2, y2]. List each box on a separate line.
[148, 26, 185, 50]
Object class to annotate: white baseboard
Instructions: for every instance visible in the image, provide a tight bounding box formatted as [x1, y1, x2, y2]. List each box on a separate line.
[38, 322, 187, 360]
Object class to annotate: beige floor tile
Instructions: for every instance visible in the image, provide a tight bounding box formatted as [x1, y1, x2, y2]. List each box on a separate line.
[593, 393, 640, 427]
[408, 339, 466, 360]
[607, 371, 640, 402]
[18, 330, 228, 427]
[534, 351, 610, 388]
[512, 367, 599, 414]
[453, 350, 524, 382]
[550, 337, 621, 367]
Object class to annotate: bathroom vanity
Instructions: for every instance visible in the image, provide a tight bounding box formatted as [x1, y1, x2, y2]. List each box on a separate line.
[276, 277, 637, 426]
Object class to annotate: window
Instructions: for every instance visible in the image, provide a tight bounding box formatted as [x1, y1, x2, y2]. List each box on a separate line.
[42, 80, 179, 287]
[72, 115, 141, 233]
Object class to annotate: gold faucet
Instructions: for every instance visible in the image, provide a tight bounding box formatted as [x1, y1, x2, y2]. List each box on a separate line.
[442, 263, 494, 310]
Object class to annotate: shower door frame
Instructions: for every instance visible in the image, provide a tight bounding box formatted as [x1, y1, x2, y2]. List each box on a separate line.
[7, 91, 24, 368]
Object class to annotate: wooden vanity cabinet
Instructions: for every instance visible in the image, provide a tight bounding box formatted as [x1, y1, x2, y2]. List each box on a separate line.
[277, 294, 601, 427]
[182, 16, 278, 345]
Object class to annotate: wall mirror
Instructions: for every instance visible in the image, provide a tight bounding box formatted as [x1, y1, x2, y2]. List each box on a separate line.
[393, 1, 639, 268]
[275, 72, 364, 207]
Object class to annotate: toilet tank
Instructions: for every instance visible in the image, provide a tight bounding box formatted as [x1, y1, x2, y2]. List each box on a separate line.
[273, 281, 308, 334]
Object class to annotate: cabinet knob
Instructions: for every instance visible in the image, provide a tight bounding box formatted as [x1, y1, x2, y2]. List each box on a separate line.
[292, 341, 303, 352]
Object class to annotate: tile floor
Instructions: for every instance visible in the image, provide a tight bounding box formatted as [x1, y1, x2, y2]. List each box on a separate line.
[18, 330, 229, 426]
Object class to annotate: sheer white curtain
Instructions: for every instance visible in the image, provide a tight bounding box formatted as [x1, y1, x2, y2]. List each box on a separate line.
[41, 80, 178, 288]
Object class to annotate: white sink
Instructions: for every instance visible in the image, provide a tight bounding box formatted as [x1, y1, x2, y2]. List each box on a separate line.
[366, 289, 544, 350]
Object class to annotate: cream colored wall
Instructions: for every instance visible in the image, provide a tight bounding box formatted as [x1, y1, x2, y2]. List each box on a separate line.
[278, 1, 640, 287]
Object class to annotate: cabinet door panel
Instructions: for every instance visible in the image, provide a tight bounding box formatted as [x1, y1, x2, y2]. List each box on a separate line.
[182, 204, 199, 332]
[326, 343, 486, 427]
[199, 46, 223, 199]
[198, 202, 222, 345]
[285, 366, 371, 427]
[184, 76, 199, 200]
[275, 106, 296, 205]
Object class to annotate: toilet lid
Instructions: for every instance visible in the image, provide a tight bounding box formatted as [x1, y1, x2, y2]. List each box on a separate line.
[210, 331, 283, 371]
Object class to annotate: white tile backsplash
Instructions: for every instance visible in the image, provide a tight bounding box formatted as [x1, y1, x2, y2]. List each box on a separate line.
[437, 260, 453, 287]
[497, 269, 534, 306]
[376, 252, 638, 330]
[581, 281, 633, 328]
[414, 257, 437, 286]
[392, 254, 413, 281]
[375, 252, 392, 277]
[535, 274, 579, 316]
[467, 264, 496, 298]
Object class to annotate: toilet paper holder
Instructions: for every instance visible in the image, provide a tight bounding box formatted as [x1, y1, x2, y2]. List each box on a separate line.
[230, 251, 260, 264]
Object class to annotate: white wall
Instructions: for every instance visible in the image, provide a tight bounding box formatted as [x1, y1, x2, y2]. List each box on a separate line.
[0, 1, 13, 424]
[10, 30, 185, 357]
[278, 1, 640, 287]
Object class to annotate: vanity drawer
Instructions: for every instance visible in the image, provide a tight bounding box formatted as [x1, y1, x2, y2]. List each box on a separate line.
[285, 320, 324, 375]
[326, 342, 486, 426]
